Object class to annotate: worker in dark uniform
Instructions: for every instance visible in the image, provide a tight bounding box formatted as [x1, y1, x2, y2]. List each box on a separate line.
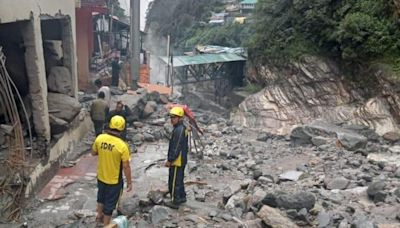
[111, 57, 121, 87]
[164, 107, 189, 209]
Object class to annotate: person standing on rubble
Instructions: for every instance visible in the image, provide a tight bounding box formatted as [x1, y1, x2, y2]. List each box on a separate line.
[91, 115, 132, 226]
[164, 107, 189, 209]
[90, 91, 109, 136]
[94, 79, 111, 106]
[111, 57, 121, 87]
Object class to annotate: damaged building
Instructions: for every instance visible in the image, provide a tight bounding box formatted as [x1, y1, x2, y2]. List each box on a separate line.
[0, 0, 91, 221]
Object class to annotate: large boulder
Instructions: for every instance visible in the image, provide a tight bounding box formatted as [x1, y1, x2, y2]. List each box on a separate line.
[43, 41, 62, 75]
[47, 92, 81, 121]
[290, 120, 367, 150]
[142, 101, 157, 118]
[49, 114, 68, 135]
[118, 197, 140, 217]
[262, 192, 316, 211]
[324, 177, 350, 190]
[257, 205, 299, 228]
[150, 205, 171, 224]
[159, 94, 169, 104]
[47, 66, 73, 96]
[222, 181, 242, 204]
[289, 126, 313, 146]
[275, 192, 316, 211]
[367, 181, 387, 203]
[112, 93, 146, 121]
[382, 131, 400, 142]
[147, 91, 160, 103]
[337, 131, 367, 151]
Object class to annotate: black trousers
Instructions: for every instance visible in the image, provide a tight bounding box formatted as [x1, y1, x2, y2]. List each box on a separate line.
[168, 165, 186, 202]
[97, 179, 123, 216]
[111, 73, 119, 86]
[93, 120, 104, 136]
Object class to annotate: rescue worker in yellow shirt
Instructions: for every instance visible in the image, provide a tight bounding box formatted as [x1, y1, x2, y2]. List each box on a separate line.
[91, 115, 132, 225]
[164, 107, 189, 209]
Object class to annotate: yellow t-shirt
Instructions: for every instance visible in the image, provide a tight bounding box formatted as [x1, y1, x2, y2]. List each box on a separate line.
[92, 133, 130, 184]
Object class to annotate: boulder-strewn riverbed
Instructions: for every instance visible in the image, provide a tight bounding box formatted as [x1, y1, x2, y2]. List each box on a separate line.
[16, 90, 400, 228]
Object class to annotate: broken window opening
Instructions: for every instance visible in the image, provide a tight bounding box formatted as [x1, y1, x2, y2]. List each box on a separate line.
[40, 18, 74, 97]
[41, 17, 81, 137]
[0, 46, 31, 222]
[0, 21, 35, 151]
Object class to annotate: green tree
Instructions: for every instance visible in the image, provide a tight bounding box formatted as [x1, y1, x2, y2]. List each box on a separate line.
[108, 0, 126, 19]
[146, 0, 226, 50]
[248, 0, 400, 63]
[185, 23, 252, 49]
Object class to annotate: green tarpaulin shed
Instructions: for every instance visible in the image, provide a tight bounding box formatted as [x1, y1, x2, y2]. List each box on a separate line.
[160, 53, 246, 67]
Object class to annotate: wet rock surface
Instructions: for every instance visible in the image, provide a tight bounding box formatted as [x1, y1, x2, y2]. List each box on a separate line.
[233, 56, 400, 137]
[12, 91, 400, 227]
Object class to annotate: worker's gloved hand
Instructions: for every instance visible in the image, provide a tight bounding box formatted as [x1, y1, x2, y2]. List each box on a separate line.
[165, 161, 171, 167]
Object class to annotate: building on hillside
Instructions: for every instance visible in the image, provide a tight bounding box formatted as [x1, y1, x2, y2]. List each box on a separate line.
[234, 17, 247, 24]
[209, 12, 229, 25]
[240, 0, 258, 14]
[226, 4, 241, 13]
[225, 0, 240, 14]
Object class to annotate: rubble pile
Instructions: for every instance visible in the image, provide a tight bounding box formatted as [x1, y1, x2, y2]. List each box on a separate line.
[110, 93, 400, 227]
[20, 90, 400, 227]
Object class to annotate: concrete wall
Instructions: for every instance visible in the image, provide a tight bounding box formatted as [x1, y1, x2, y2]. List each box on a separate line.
[75, 8, 93, 90]
[0, 0, 78, 141]
[0, 0, 76, 24]
[0, 0, 78, 97]
[25, 112, 93, 197]
[22, 18, 52, 141]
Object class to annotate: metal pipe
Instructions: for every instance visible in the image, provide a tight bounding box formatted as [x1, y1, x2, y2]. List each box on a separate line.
[166, 35, 170, 86]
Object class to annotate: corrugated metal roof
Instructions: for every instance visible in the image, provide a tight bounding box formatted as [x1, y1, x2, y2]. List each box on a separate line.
[160, 53, 246, 67]
[196, 45, 246, 55]
[240, 0, 258, 4]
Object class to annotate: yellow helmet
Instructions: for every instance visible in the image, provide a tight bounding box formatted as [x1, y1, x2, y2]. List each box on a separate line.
[109, 115, 126, 131]
[169, 106, 184, 117]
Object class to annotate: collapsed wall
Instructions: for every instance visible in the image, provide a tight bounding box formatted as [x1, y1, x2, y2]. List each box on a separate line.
[0, 0, 91, 222]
